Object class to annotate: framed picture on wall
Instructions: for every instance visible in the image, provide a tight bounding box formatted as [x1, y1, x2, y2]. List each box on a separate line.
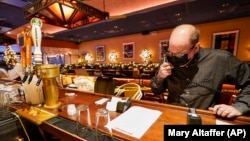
[212, 30, 239, 56]
[159, 40, 169, 59]
[96, 45, 105, 61]
[123, 42, 134, 59]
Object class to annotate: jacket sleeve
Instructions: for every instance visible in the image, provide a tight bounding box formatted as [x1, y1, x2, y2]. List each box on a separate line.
[150, 75, 167, 95]
[227, 54, 250, 115]
[231, 63, 250, 115]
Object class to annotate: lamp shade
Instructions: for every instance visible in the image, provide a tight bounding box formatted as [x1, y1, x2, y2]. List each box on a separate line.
[24, 0, 109, 29]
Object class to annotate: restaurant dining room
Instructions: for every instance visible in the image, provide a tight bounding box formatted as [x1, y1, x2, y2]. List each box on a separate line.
[0, 0, 250, 141]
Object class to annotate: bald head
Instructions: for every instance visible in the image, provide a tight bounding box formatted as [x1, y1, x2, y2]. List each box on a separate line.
[169, 24, 200, 52]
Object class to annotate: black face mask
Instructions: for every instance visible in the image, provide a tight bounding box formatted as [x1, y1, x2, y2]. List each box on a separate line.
[167, 54, 189, 67]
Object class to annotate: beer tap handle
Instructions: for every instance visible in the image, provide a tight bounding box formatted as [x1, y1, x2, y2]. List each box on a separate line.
[22, 66, 30, 83]
[35, 65, 42, 86]
[28, 73, 33, 84]
[36, 78, 42, 86]
[22, 73, 28, 83]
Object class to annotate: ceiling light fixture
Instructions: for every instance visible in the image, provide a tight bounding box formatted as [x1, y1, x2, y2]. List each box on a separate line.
[24, 0, 109, 29]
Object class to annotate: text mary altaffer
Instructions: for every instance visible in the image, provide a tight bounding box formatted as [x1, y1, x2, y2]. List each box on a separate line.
[167, 129, 225, 138]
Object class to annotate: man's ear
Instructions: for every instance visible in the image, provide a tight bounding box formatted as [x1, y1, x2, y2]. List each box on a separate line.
[194, 42, 200, 52]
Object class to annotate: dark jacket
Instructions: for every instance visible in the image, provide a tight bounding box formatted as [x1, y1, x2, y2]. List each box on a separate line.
[150, 48, 250, 115]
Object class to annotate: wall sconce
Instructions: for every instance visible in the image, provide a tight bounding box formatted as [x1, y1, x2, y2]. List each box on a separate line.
[140, 49, 152, 63]
[85, 53, 93, 63]
[66, 52, 72, 64]
[77, 55, 84, 64]
[109, 52, 118, 62]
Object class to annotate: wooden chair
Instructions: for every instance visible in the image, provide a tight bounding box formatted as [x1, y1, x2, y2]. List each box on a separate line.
[138, 76, 168, 103]
[94, 76, 116, 95]
[228, 94, 237, 105]
[219, 84, 240, 105]
[74, 68, 89, 76]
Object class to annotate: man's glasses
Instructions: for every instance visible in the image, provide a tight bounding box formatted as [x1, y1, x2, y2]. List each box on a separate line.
[165, 51, 187, 58]
[166, 45, 195, 58]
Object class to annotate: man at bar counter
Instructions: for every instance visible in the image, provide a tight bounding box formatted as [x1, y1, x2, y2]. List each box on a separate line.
[150, 24, 250, 118]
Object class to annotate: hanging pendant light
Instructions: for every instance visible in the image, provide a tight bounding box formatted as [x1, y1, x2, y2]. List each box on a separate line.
[24, 0, 109, 29]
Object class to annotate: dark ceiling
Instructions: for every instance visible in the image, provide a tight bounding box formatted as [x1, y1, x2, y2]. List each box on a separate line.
[0, 0, 250, 44]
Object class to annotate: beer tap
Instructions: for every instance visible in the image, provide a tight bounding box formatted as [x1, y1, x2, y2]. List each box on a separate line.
[22, 67, 29, 83]
[28, 65, 34, 84]
[36, 76, 42, 86]
[36, 65, 42, 86]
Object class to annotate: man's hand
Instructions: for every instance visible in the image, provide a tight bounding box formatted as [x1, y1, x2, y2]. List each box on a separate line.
[157, 62, 174, 78]
[209, 104, 241, 118]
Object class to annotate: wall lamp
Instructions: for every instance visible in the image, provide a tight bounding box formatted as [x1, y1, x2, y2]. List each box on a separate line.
[109, 52, 118, 62]
[85, 53, 93, 63]
[66, 52, 72, 64]
[140, 49, 152, 63]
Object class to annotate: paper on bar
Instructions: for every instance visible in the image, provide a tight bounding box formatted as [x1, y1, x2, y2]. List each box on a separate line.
[106, 106, 162, 139]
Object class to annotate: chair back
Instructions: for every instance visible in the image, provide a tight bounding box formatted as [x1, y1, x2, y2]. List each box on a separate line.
[219, 84, 240, 105]
[74, 68, 89, 76]
[115, 83, 143, 100]
[94, 76, 116, 95]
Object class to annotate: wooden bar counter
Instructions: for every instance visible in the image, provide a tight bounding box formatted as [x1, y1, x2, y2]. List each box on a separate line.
[35, 87, 249, 141]
[5, 77, 249, 141]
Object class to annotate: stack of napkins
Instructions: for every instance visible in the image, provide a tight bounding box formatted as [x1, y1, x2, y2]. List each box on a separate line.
[106, 106, 162, 139]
